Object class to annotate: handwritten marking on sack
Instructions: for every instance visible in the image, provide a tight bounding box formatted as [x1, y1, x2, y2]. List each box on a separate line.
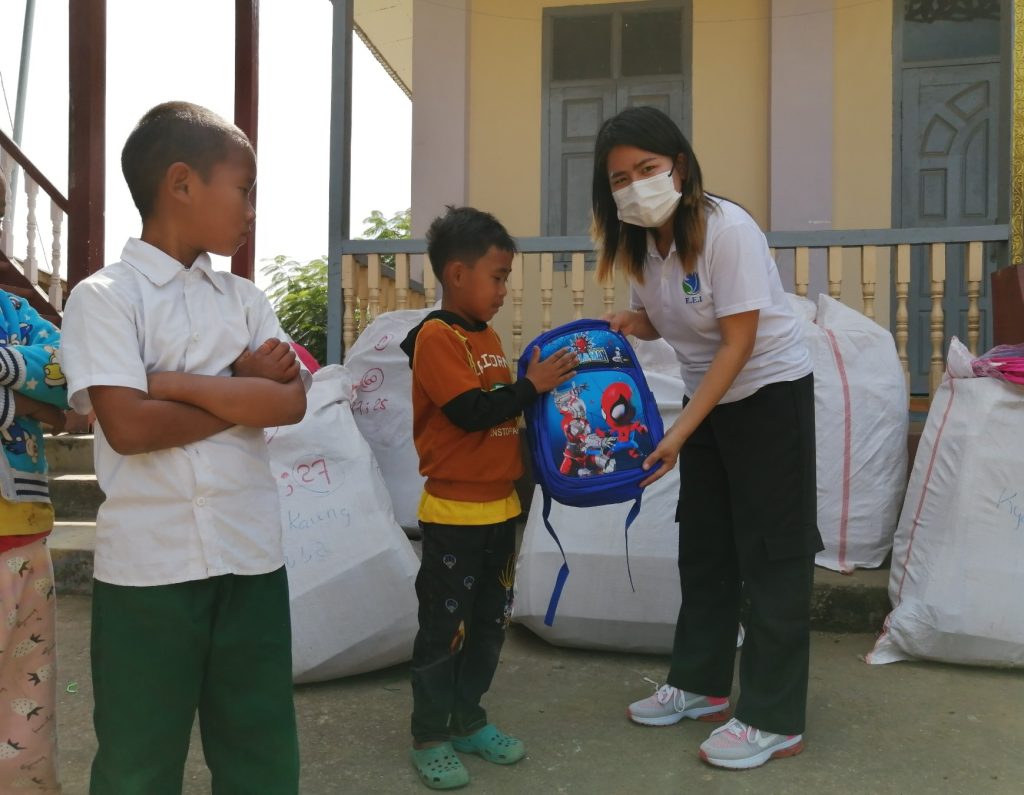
[284, 539, 332, 570]
[996, 488, 1024, 531]
[352, 397, 389, 416]
[287, 505, 352, 533]
[374, 334, 393, 351]
[359, 368, 385, 393]
[278, 455, 341, 497]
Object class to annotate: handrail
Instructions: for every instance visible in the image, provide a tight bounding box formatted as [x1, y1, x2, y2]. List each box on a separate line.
[0, 129, 70, 213]
[767, 225, 1009, 247]
[338, 225, 1009, 256]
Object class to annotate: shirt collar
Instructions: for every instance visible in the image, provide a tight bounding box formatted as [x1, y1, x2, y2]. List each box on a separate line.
[645, 232, 677, 263]
[120, 238, 226, 292]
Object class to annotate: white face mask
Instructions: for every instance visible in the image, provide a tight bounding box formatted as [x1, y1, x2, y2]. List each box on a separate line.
[612, 169, 682, 228]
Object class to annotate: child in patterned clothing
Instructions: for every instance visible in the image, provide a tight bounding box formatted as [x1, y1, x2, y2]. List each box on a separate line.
[0, 162, 70, 795]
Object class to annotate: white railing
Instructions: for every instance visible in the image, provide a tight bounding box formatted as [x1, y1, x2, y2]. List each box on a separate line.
[337, 225, 1008, 398]
[0, 132, 68, 312]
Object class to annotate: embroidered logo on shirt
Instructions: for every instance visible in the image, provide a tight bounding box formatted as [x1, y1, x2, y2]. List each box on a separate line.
[682, 272, 703, 304]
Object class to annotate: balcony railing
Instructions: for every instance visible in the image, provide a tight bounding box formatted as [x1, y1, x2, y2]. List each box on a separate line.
[337, 225, 1008, 398]
[0, 129, 68, 313]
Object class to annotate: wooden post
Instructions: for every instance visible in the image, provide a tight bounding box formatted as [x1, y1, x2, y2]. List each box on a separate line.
[510, 253, 524, 364]
[540, 253, 554, 332]
[570, 252, 585, 320]
[233, 0, 259, 280]
[68, 0, 105, 285]
[860, 245, 877, 321]
[794, 248, 810, 298]
[965, 241, 983, 353]
[895, 244, 911, 391]
[929, 243, 946, 395]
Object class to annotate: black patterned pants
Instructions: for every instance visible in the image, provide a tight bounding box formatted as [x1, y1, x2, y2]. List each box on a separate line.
[410, 518, 516, 744]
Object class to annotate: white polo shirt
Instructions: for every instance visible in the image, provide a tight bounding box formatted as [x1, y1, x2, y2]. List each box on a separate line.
[629, 198, 811, 403]
[60, 238, 309, 586]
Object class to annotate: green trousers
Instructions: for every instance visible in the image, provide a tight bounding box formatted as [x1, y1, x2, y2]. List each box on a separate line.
[89, 567, 300, 795]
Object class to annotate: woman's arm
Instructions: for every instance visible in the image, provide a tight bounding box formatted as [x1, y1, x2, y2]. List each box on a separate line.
[639, 309, 759, 486]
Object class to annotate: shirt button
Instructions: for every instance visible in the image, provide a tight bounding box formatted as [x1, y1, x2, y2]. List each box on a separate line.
[195, 496, 206, 507]
[192, 332, 200, 341]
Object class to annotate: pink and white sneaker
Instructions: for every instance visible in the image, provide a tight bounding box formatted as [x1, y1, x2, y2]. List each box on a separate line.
[699, 718, 804, 769]
[626, 684, 729, 726]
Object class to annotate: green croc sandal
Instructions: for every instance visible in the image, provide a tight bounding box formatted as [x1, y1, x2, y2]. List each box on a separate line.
[410, 743, 470, 790]
[451, 724, 526, 765]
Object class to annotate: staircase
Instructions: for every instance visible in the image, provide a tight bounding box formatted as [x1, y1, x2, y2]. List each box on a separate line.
[46, 433, 99, 595]
[1, 129, 69, 322]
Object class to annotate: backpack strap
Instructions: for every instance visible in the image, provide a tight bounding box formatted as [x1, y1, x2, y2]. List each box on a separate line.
[623, 494, 642, 592]
[543, 491, 644, 626]
[541, 490, 570, 627]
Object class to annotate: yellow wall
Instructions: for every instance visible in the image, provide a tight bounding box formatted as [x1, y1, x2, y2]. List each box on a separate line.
[691, 1, 770, 226]
[465, 0, 891, 237]
[466, 0, 770, 234]
[466, 0, 639, 235]
[833, 0, 892, 229]
[833, 0, 893, 319]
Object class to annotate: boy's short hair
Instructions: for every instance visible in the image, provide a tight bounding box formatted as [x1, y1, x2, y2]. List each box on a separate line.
[122, 101, 253, 219]
[425, 206, 518, 283]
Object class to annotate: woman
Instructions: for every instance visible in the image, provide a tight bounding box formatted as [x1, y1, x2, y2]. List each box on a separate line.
[595, 106, 822, 770]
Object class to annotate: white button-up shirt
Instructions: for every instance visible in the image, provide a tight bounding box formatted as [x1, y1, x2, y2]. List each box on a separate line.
[60, 238, 309, 586]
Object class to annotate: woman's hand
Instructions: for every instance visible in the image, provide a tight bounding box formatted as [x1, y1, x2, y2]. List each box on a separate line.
[640, 425, 688, 488]
[603, 308, 660, 341]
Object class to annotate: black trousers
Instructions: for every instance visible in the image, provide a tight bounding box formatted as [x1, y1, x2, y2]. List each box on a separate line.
[666, 374, 822, 736]
[410, 519, 517, 744]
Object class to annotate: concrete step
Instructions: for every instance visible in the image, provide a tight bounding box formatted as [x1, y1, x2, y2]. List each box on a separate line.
[44, 433, 94, 475]
[49, 473, 103, 521]
[809, 566, 890, 633]
[46, 522, 893, 632]
[50, 522, 96, 596]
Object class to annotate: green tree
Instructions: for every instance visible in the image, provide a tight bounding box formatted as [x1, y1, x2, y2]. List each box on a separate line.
[361, 208, 411, 269]
[262, 254, 328, 365]
[262, 207, 411, 363]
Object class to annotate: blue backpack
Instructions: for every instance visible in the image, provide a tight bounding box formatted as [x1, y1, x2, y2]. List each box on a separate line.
[519, 319, 665, 625]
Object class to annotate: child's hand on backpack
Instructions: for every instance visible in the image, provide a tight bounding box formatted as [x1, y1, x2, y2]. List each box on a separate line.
[524, 346, 577, 394]
[232, 339, 301, 383]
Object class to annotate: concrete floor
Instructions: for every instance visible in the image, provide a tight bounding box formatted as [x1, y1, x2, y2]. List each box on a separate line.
[54, 594, 1021, 795]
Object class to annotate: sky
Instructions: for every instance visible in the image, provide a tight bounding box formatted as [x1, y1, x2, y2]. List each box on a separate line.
[0, 0, 412, 284]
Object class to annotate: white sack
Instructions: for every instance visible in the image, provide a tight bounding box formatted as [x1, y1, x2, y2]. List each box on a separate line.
[868, 342, 1024, 667]
[344, 309, 432, 532]
[514, 369, 686, 652]
[803, 295, 908, 572]
[266, 365, 420, 682]
[633, 337, 681, 377]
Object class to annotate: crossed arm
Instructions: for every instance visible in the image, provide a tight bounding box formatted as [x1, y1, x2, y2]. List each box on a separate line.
[90, 339, 307, 456]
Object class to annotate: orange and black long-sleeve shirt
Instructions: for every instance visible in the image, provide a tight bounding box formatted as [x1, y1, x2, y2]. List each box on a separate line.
[401, 311, 536, 524]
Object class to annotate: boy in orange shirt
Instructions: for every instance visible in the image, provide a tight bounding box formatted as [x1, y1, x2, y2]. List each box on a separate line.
[400, 206, 576, 789]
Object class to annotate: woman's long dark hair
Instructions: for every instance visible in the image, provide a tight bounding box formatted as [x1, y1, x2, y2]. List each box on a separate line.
[591, 106, 714, 283]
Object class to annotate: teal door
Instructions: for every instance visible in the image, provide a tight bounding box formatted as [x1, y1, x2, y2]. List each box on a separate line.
[896, 1, 1005, 393]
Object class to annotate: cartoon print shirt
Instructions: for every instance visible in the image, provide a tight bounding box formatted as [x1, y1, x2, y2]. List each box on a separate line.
[0, 291, 68, 509]
[628, 197, 811, 403]
[404, 313, 528, 506]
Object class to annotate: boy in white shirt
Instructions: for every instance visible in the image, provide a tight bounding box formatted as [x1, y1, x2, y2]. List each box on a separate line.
[60, 101, 308, 794]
